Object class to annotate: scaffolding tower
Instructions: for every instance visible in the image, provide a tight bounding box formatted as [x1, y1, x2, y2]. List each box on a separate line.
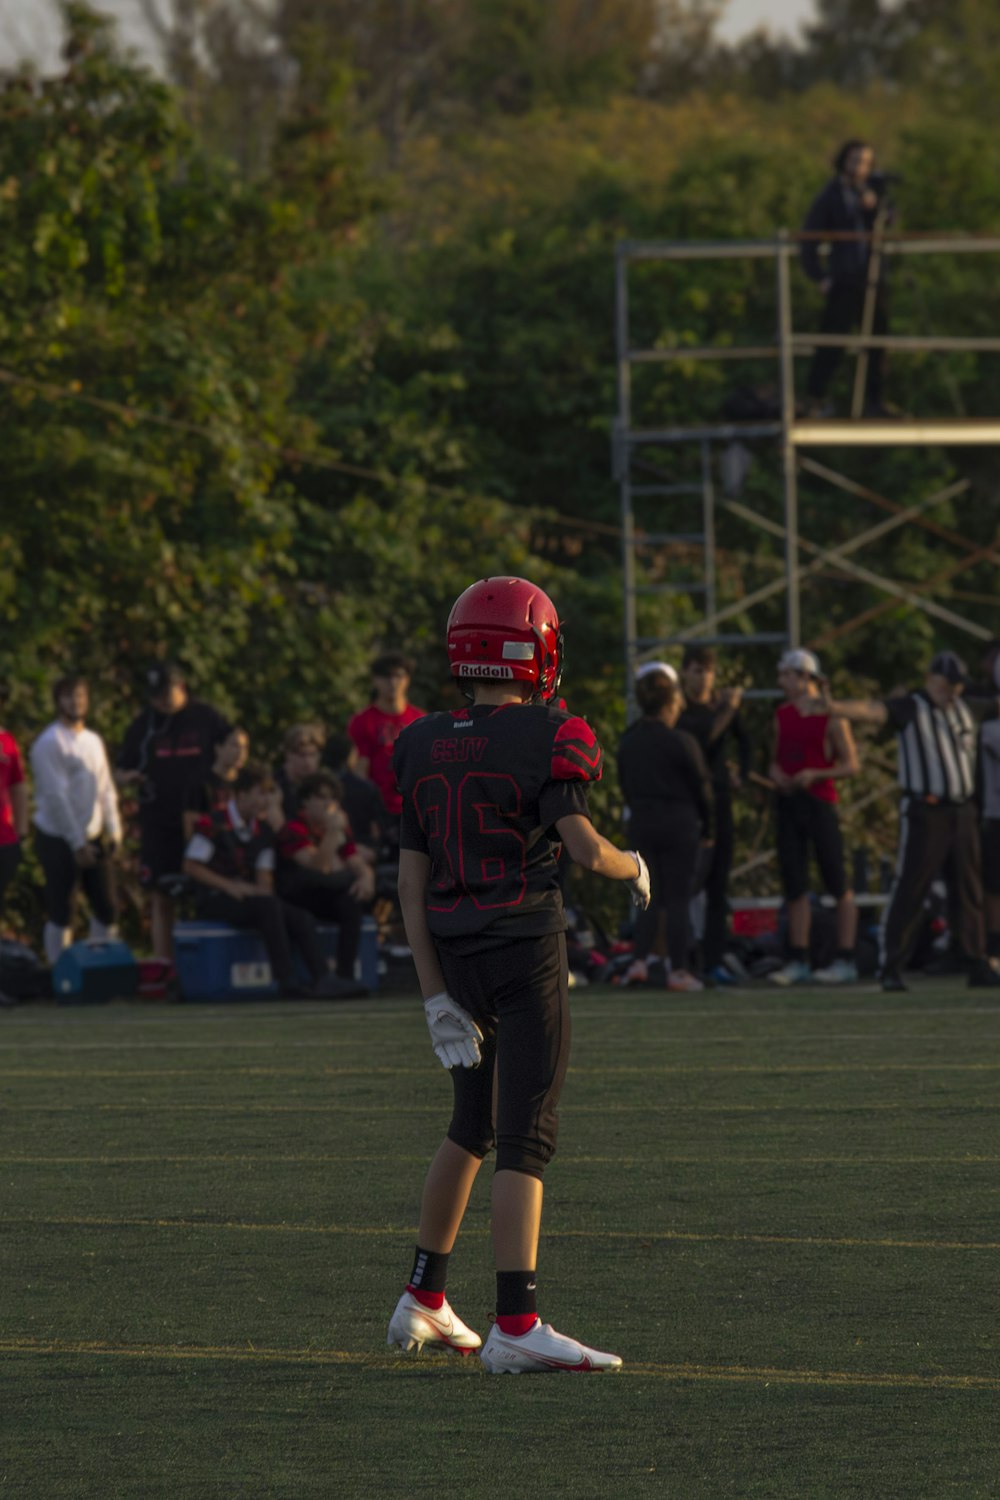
[613, 232, 1000, 702]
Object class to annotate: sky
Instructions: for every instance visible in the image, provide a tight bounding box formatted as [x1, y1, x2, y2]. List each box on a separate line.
[1, 0, 819, 72]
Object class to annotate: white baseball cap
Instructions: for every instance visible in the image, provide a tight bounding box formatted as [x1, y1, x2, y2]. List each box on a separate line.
[635, 660, 679, 684]
[778, 648, 822, 678]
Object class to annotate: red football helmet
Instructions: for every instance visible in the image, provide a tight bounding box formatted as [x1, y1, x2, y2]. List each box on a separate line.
[447, 577, 564, 702]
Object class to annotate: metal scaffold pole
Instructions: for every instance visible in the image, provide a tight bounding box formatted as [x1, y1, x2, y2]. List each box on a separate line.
[615, 247, 637, 715]
[776, 230, 800, 648]
[612, 230, 1000, 681]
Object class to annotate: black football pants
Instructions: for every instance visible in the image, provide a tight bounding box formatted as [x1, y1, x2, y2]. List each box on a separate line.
[436, 932, 569, 1181]
[880, 799, 985, 973]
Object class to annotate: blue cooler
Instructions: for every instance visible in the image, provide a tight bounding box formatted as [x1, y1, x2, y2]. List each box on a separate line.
[174, 917, 380, 1001]
[53, 939, 139, 1004]
[174, 923, 278, 1002]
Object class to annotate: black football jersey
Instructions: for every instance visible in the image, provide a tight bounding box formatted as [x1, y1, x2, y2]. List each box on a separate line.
[394, 702, 603, 941]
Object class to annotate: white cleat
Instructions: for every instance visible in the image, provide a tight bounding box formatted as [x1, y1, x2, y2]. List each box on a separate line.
[480, 1318, 623, 1375]
[386, 1290, 482, 1357]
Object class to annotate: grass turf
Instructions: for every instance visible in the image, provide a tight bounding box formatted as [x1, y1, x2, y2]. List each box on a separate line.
[2, 981, 1000, 1498]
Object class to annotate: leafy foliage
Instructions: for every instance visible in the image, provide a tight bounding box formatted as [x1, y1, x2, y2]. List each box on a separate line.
[2, 2, 1000, 937]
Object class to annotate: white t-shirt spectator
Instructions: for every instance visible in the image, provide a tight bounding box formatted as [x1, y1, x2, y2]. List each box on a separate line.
[31, 721, 122, 851]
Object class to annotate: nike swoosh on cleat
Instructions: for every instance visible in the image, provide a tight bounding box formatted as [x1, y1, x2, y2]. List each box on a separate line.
[530, 1354, 595, 1372]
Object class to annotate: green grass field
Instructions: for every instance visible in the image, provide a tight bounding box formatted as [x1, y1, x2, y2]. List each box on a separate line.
[3, 981, 1000, 1499]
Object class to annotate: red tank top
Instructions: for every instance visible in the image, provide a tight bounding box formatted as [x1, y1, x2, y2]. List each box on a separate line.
[775, 702, 838, 803]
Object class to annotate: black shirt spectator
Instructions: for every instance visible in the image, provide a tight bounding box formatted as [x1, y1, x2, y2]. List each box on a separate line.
[677, 699, 752, 790]
[678, 649, 751, 979]
[324, 731, 385, 855]
[116, 662, 229, 961]
[800, 139, 890, 414]
[618, 718, 713, 842]
[183, 725, 249, 840]
[617, 668, 713, 990]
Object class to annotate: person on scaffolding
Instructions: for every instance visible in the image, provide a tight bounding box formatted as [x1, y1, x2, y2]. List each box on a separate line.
[800, 139, 893, 420]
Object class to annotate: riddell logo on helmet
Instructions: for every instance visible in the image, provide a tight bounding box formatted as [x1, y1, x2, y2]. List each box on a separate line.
[457, 663, 515, 679]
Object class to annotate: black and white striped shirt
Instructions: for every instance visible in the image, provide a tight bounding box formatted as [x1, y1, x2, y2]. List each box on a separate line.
[886, 691, 976, 803]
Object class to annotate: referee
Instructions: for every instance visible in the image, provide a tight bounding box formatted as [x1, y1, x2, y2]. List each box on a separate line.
[828, 651, 1000, 991]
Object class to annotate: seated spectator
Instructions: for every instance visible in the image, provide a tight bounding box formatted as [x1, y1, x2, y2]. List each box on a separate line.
[183, 761, 342, 999]
[323, 732, 384, 863]
[274, 723, 325, 821]
[277, 771, 373, 988]
[116, 662, 230, 962]
[348, 653, 425, 842]
[31, 675, 122, 964]
[183, 724, 250, 840]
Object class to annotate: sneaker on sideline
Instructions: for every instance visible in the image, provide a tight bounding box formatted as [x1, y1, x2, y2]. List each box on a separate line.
[480, 1319, 622, 1375]
[813, 958, 859, 985]
[387, 1291, 481, 1356]
[767, 959, 813, 987]
[667, 970, 704, 993]
[620, 958, 649, 987]
[707, 964, 737, 987]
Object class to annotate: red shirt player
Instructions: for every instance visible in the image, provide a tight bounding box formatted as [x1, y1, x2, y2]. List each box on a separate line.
[768, 648, 860, 987]
[386, 576, 651, 1374]
[0, 679, 28, 912]
[0, 679, 28, 1008]
[347, 653, 425, 821]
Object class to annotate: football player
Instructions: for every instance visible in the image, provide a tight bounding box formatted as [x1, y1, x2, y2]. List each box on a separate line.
[386, 577, 651, 1374]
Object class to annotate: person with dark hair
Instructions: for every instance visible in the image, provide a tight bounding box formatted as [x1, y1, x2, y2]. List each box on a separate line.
[183, 761, 338, 998]
[274, 723, 325, 822]
[30, 676, 122, 965]
[276, 770, 372, 994]
[618, 663, 713, 992]
[324, 732, 385, 861]
[769, 649, 860, 986]
[117, 662, 229, 962]
[678, 646, 751, 985]
[800, 139, 891, 417]
[348, 653, 425, 830]
[0, 674, 28, 1006]
[183, 725, 249, 841]
[826, 650, 1000, 991]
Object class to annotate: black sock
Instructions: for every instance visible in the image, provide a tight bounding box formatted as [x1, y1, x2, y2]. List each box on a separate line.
[836, 947, 855, 962]
[789, 945, 808, 963]
[408, 1245, 449, 1293]
[496, 1270, 538, 1318]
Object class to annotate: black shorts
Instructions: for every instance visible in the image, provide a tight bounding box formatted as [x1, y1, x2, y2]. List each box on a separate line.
[435, 931, 570, 1181]
[138, 820, 186, 891]
[775, 794, 847, 902]
[983, 819, 1000, 897]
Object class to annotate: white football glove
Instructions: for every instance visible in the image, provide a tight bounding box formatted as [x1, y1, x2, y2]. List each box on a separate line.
[423, 992, 484, 1070]
[626, 850, 651, 910]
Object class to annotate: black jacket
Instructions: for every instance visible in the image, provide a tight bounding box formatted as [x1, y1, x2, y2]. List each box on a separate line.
[800, 177, 879, 286]
[617, 719, 714, 841]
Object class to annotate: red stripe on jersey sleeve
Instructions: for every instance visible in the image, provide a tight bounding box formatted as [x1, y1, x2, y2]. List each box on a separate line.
[551, 717, 604, 782]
